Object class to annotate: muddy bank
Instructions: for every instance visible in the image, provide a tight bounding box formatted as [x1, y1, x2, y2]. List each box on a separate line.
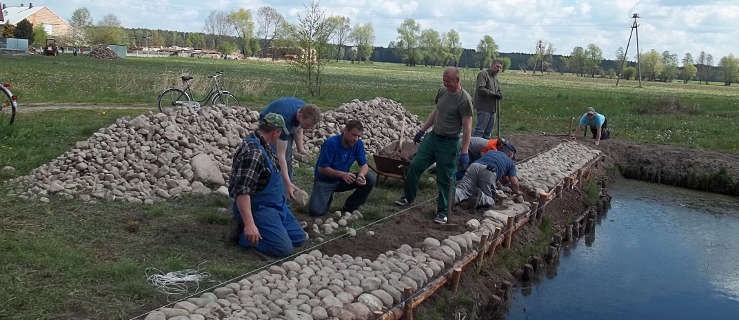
[504, 134, 738, 196]
[596, 140, 739, 196]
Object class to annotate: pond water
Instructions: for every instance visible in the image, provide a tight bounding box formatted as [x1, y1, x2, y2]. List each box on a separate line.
[506, 178, 739, 320]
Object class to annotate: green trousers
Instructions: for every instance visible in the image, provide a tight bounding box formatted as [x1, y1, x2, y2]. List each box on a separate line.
[404, 132, 460, 218]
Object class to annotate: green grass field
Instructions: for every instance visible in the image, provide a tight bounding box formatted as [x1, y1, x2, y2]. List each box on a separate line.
[0, 55, 737, 319]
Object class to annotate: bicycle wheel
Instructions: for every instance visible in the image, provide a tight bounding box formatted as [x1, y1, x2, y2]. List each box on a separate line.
[212, 92, 242, 110]
[0, 88, 16, 126]
[157, 88, 190, 114]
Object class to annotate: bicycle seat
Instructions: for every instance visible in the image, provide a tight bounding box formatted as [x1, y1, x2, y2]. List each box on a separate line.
[181, 75, 193, 81]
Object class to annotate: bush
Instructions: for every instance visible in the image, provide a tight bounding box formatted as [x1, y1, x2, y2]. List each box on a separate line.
[634, 96, 700, 115]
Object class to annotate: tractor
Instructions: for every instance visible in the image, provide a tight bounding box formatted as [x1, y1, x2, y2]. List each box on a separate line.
[44, 38, 58, 56]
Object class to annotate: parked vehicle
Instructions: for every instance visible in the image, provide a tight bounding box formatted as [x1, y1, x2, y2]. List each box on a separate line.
[44, 38, 58, 56]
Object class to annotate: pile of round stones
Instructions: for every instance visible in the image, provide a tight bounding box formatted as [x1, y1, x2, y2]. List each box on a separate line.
[7, 97, 421, 204]
[516, 141, 602, 195]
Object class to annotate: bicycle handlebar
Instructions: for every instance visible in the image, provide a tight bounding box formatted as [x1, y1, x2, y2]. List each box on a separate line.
[209, 71, 224, 78]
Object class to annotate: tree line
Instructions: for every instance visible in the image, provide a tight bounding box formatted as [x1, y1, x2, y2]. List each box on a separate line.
[4, 2, 736, 88]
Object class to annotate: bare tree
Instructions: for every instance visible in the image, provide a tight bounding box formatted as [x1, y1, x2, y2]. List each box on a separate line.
[204, 10, 233, 49]
[257, 6, 285, 59]
[326, 16, 351, 61]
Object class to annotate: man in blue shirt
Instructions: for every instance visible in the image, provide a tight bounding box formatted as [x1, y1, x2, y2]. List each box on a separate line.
[308, 120, 377, 216]
[572, 107, 609, 145]
[260, 97, 322, 199]
[455, 149, 521, 209]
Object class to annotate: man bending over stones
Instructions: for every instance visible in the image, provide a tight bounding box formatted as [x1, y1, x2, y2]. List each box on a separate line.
[260, 97, 321, 200]
[455, 149, 521, 209]
[572, 106, 610, 145]
[228, 113, 306, 257]
[308, 120, 376, 216]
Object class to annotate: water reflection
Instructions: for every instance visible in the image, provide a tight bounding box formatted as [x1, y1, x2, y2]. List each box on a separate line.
[506, 178, 739, 320]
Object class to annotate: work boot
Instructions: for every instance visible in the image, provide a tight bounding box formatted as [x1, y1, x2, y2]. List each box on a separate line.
[394, 197, 411, 207]
[433, 214, 448, 224]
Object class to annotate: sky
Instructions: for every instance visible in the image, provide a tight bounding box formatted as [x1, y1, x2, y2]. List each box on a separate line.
[36, 0, 739, 61]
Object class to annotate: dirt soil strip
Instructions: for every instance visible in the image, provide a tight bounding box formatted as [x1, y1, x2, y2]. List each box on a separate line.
[16, 103, 153, 113]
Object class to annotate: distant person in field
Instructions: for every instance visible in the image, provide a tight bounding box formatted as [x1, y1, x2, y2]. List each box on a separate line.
[473, 60, 504, 139]
[260, 98, 321, 200]
[227, 113, 306, 257]
[572, 107, 610, 145]
[308, 120, 376, 216]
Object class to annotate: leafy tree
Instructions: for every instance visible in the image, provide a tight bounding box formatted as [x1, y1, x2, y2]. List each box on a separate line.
[660, 50, 679, 82]
[31, 25, 48, 46]
[566, 46, 586, 76]
[349, 23, 374, 62]
[249, 38, 261, 57]
[419, 28, 441, 66]
[326, 16, 351, 61]
[14, 19, 34, 44]
[396, 19, 421, 66]
[2, 22, 15, 38]
[442, 29, 463, 66]
[229, 9, 254, 56]
[718, 54, 738, 86]
[498, 56, 511, 71]
[292, 1, 334, 96]
[256, 6, 285, 59]
[89, 14, 126, 44]
[640, 50, 664, 81]
[584, 44, 603, 77]
[696, 51, 714, 84]
[69, 7, 93, 47]
[622, 66, 637, 80]
[679, 53, 697, 84]
[476, 35, 498, 69]
[218, 41, 238, 55]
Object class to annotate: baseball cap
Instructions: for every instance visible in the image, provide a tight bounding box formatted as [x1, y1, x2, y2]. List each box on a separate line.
[587, 107, 596, 115]
[261, 113, 288, 134]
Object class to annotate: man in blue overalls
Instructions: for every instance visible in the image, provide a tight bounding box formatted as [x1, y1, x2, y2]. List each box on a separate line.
[228, 113, 306, 257]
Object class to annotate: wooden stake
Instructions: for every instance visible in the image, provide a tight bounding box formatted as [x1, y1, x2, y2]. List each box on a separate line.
[402, 287, 414, 320]
[451, 268, 462, 293]
[505, 216, 515, 248]
[566, 224, 573, 242]
[477, 233, 489, 271]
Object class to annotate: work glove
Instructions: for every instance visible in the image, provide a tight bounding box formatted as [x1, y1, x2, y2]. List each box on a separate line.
[495, 93, 503, 100]
[413, 130, 425, 144]
[459, 153, 470, 170]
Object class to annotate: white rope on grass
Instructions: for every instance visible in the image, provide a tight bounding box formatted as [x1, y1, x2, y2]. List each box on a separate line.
[145, 261, 211, 297]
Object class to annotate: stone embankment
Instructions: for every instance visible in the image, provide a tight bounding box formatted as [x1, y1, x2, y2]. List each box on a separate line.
[7, 98, 420, 203]
[141, 141, 602, 320]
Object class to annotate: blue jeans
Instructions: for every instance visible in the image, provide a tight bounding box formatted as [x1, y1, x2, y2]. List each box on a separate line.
[473, 111, 496, 139]
[308, 172, 377, 216]
[232, 202, 306, 257]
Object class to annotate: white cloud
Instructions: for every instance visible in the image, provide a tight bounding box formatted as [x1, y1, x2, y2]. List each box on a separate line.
[44, 0, 738, 59]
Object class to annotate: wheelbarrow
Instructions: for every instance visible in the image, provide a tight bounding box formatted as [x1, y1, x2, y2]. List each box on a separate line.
[368, 154, 409, 183]
[368, 139, 417, 183]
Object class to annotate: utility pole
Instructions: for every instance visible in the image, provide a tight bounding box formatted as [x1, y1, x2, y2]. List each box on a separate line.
[616, 13, 642, 87]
